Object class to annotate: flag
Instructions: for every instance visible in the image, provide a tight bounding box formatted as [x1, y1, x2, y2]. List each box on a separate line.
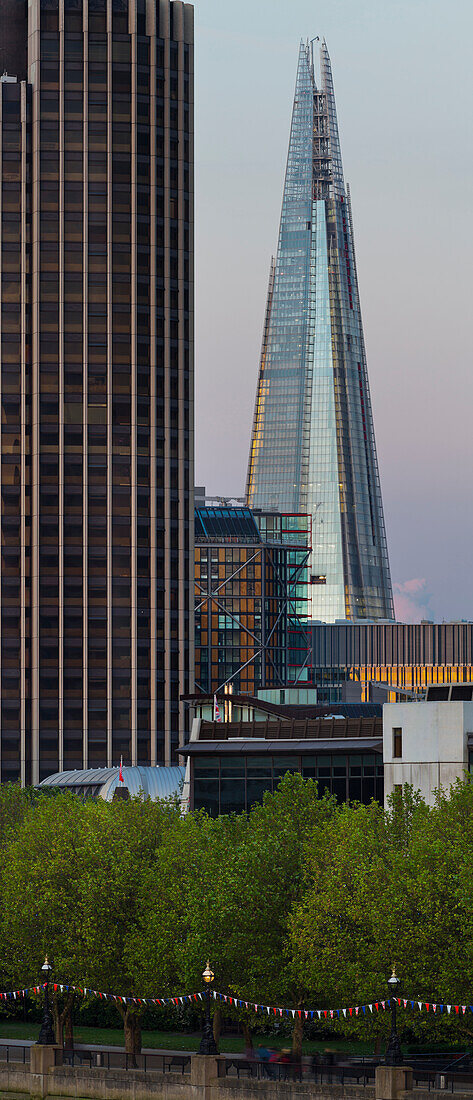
[119, 756, 124, 783]
[214, 695, 222, 722]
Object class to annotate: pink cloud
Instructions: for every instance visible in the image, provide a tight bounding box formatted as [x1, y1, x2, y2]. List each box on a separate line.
[393, 578, 433, 623]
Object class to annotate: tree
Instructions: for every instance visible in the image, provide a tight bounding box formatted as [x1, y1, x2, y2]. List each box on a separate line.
[77, 793, 183, 1055]
[289, 781, 473, 1048]
[1, 789, 183, 1054]
[136, 773, 339, 1056]
[1, 790, 91, 1044]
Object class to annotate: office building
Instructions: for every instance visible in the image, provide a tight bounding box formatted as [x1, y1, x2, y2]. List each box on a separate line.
[194, 505, 310, 695]
[383, 684, 473, 805]
[179, 703, 383, 815]
[246, 40, 393, 622]
[310, 621, 473, 703]
[0, 0, 194, 784]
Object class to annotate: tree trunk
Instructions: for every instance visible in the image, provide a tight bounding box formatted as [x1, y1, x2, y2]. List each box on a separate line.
[124, 1010, 142, 1060]
[213, 1006, 221, 1045]
[292, 1013, 304, 1060]
[242, 1023, 254, 1057]
[64, 1005, 74, 1050]
[52, 1000, 62, 1046]
[52, 991, 75, 1050]
[374, 1034, 383, 1056]
[116, 1002, 143, 1063]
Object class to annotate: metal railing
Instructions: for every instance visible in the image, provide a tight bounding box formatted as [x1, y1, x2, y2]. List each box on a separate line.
[412, 1068, 473, 1093]
[0, 1043, 30, 1065]
[58, 1048, 191, 1074]
[218, 1058, 376, 1086]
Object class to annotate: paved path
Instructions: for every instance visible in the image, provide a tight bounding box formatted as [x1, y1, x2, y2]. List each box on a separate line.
[0, 1037, 245, 1058]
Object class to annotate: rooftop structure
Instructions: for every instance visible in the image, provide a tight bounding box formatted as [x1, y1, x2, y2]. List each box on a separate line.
[39, 765, 185, 801]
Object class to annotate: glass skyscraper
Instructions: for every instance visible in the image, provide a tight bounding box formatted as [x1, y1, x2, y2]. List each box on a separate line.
[246, 40, 394, 623]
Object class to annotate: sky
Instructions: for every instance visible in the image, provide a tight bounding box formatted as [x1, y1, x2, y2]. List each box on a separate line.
[194, 0, 473, 624]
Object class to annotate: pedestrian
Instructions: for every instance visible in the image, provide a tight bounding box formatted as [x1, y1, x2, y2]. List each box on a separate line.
[279, 1048, 291, 1080]
[256, 1045, 271, 1078]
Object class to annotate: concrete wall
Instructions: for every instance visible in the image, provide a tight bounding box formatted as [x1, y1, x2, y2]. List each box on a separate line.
[0, 1056, 30, 1095]
[383, 701, 473, 803]
[0, 1056, 375, 1100]
[3, 1052, 473, 1100]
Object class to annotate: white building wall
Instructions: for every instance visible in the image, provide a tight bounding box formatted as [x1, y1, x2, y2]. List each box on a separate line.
[383, 702, 473, 805]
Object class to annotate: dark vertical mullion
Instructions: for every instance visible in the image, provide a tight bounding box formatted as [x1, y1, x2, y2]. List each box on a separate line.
[0, 87, 3, 782]
[82, 0, 89, 767]
[106, 0, 113, 764]
[58, 0, 65, 770]
[148, 0, 157, 764]
[20, 80, 28, 783]
[160, 0, 171, 764]
[130, 0, 137, 764]
[30, 4, 41, 784]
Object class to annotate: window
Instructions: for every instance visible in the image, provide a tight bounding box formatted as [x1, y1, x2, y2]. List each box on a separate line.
[392, 727, 402, 759]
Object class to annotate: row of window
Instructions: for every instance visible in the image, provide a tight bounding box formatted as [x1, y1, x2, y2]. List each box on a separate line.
[192, 752, 384, 816]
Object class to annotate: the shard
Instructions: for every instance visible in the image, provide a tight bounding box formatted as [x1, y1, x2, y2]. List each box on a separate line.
[246, 40, 394, 622]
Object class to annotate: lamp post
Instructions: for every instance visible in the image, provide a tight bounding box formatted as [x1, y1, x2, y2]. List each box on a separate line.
[385, 966, 403, 1065]
[37, 956, 55, 1046]
[198, 961, 219, 1055]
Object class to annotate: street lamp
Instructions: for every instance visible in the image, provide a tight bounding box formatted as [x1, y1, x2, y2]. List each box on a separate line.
[198, 961, 219, 1055]
[385, 966, 403, 1065]
[37, 956, 55, 1046]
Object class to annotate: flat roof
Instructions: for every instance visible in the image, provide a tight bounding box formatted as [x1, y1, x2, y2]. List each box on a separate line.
[197, 716, 382, 741]
[178, 738, 383, 756]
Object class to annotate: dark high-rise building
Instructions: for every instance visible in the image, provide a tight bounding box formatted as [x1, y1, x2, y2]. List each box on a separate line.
[0, 0, 194, 784]
[247, 40, 393, 623]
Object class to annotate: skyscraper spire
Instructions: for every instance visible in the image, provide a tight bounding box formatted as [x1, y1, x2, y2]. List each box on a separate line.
[246, 41, 394, 622]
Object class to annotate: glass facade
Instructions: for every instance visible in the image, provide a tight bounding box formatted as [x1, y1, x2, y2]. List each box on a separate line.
[0, 0, 194, 784]
[246, 41, 393, 623]
[309, 621, 473, 703]
[194, 507, 310, 694]
[191, 750, 384, 815]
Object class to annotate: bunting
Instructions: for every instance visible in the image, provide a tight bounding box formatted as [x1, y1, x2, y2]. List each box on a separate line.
[0, 986, 44, 1000]
[1, 983, 472, 1023]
